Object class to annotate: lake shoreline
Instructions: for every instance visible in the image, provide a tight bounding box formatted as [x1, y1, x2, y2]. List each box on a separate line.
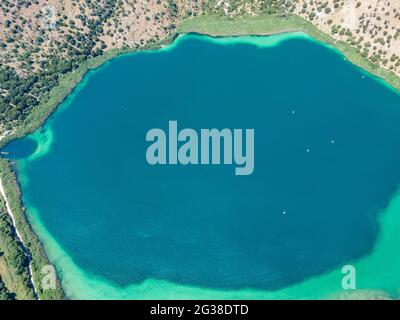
[0, 169, 38, 299]
[178, 14, 400, 94]
[1, 13, 400, 149]
[0, 158, 64, 299]
[2, 14, 400, 150]
[1, 14, 400, 300]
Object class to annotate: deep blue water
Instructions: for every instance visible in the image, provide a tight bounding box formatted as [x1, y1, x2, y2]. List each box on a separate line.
[4, 35, 400, 290]
[2, 137, 36, 159]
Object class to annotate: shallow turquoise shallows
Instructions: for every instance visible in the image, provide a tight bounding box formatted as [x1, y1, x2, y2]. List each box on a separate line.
[4, 33, 400, 299]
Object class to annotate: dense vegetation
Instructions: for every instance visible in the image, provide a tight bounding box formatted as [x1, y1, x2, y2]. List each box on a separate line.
[0, 276, 13, 300]
[0, 195, 35, 299]
[0, 0, 119, 135]
[0, 159, 64, 299]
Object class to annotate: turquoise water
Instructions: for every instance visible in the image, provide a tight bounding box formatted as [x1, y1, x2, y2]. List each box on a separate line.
[4, 33, 400, 298]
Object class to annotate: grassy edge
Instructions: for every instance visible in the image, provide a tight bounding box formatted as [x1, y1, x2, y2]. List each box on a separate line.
[0, 49, 125, 150]
[178, 14, 400, 93]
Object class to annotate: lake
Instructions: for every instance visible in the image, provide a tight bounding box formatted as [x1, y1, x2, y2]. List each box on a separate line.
[4, 33, 400, 298]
